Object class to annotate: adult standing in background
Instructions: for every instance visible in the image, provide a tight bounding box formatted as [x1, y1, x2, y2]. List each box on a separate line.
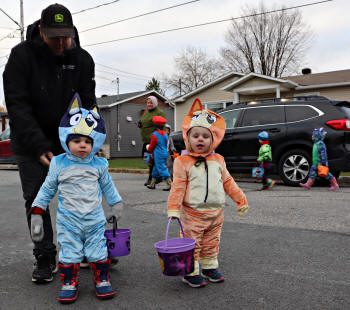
[3, 3, 96, 283]
[138, 96, 166, 186]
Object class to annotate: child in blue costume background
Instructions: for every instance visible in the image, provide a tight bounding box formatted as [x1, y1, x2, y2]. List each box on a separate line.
[146, 116, 172, 191]
[257, 131, 276, 190]
[30, 93, 123, 303]
[300, 127, 339, 190]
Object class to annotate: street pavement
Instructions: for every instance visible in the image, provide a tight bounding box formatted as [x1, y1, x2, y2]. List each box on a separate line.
[0, 170, 350, 310]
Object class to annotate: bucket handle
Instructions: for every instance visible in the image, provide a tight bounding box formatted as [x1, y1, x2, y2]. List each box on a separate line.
[165, 217, 185, 248]
[107, 215, 118, 238]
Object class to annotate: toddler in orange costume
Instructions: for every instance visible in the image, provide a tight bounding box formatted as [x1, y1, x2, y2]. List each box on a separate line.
[167, 98, 248, 288]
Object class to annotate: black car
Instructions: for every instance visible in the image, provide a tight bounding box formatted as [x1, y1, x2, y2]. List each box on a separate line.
[171, 96, 350, 186]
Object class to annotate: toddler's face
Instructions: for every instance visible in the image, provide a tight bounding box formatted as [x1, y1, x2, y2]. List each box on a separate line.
[188, 127, 212, 154]
[68, 136, 93, 158]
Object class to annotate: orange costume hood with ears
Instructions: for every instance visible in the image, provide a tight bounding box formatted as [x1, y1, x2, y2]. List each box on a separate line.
[182, 98, 226, 157]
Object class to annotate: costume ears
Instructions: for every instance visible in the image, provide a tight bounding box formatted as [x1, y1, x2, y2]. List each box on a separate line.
[188, 98, 203, 116]
[68, 93, 82, 115]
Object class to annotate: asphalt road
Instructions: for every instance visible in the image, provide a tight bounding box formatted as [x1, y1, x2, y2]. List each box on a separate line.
[0, 171, 349, 310]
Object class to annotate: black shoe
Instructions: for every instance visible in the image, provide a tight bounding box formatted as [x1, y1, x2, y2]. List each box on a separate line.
[32, 255, 55, 283]
[50, 255, 58, 273]
[111, 257, 119, 266]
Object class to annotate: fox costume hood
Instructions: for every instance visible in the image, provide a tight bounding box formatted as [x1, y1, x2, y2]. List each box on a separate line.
[182, 98, 226, 157]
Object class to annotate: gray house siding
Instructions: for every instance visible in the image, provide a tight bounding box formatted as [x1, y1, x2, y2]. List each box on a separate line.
[114, 103, 142, 157]
[97, 92, 174, 158]
[110, 102, 174, 158]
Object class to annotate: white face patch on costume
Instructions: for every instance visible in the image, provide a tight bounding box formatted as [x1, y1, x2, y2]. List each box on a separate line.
[190, 110, 217, 129]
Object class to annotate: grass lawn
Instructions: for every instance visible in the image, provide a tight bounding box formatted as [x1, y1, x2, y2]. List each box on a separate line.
[108, 158, 147, 169]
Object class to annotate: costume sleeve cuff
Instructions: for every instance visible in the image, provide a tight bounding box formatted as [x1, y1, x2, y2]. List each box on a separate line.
[237, 204, 249, 211]
[168, 210, 181, 218]
[31, 207, 46, 215]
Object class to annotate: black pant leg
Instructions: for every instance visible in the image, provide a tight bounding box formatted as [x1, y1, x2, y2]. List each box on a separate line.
[16, 155, 57, 258]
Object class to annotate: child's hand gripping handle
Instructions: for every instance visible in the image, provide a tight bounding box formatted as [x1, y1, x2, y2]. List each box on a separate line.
[106, 202, 123, 222]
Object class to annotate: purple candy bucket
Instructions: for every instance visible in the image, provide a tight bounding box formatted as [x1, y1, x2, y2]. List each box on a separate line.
[105, 216, 131, 257]
[154, 218, 195, 276]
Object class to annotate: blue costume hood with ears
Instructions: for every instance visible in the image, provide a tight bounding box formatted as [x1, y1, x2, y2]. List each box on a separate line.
[59, 93, 106, 161]
[312, 127, 327, 141]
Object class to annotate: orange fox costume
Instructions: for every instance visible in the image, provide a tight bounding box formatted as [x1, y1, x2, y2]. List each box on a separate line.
[167, 98, 248, 275]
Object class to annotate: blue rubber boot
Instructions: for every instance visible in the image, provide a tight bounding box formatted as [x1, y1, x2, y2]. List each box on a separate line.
[57, 263, 80, 304]
[90, 259, 117, 299]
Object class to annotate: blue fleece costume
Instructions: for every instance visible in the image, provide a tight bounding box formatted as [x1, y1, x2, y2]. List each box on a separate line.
[309, 128, 333, 180]
[32, 93, 122, 264]
[149, 130, 170, 179]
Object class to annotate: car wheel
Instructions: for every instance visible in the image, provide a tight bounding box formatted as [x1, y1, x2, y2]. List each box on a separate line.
[278, 149, 311, 186]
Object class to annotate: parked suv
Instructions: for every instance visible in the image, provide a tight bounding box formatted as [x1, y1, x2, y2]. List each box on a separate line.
[171, 96, 350, 186]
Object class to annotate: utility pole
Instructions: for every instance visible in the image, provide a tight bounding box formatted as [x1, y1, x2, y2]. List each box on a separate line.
[0, 0, 25, 42]
[179, 78, 182, 95]
[116, 77, 120, 100]
[19, 0, 24, 42]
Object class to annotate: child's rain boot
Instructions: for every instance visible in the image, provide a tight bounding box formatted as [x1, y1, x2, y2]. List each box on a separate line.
[260, 179, 275, 190]
[299, 178, 314, 190]
[162, 178, 172, 191]
[90, 259, 116, 299]
[328, 177, 339, 191]
[267, 179, 276, 189]
[147, 178, 156, 189]
[57, 263, 80, 304]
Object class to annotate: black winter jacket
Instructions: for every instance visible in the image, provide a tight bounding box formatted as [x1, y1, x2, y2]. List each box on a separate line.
[3, 20, 96, 158]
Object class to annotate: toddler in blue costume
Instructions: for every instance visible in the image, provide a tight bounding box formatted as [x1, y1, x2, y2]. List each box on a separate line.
[300, 127, 339, 190]
[257, 131, 276, 190]
[30, 93, 123, 303]
[146, 116, 172, 190]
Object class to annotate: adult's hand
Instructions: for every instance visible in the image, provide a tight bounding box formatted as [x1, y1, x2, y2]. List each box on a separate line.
[39, 151, 53, 167]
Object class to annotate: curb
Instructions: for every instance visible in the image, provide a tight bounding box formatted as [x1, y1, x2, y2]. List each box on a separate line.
[109, 168, 148, 174]
[1, 164, 349, 185]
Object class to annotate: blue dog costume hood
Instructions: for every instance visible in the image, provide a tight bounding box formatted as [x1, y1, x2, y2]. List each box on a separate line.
[59, 93, 106, 162]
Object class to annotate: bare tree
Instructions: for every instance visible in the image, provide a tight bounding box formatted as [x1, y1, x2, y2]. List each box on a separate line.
[220, 2, 312, 77]
[165, 46, 224, 97]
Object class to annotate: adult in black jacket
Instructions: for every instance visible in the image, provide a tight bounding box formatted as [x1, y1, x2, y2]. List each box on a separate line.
[3, 4, 96, 283]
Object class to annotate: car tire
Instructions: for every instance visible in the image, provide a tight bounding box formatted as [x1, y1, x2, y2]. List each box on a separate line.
[278, 149, 311, 186]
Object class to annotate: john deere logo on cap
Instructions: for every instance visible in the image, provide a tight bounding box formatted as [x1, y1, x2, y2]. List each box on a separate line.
[54, 14, 64, 23]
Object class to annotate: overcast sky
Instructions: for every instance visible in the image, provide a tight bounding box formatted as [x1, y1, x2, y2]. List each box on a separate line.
[0, 0, 349, 105]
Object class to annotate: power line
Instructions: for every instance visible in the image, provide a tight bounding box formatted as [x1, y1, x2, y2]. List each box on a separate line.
[72, 0, 121, 15]
[80, 0, 200, 33]
[95, 75, 114, 81]
[95, 62, 154, 79]
[0, 29, 18, 42]
[95, 62, 167, 83]
[84, 0, 333, 47]
[0, 26, 16, 30]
